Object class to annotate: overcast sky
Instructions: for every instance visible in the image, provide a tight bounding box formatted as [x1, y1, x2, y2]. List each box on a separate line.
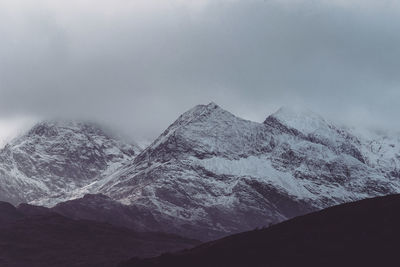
[1, 0, 400, 145]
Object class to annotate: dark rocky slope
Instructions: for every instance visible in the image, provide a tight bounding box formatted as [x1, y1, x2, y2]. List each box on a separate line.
[0, 202, 199, 267]
[119, 194, 400, 267]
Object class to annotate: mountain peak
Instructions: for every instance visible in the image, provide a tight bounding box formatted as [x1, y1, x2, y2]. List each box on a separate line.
[27, 121, 59, 138]
[271, 106, 325, 123]
[139, 102, 261, 161]
[0, 119, 141, 205]
[265, 106, 332, 135]
[206, 101, 220, 109]
[26, 120, 105, 138]
[189, 101, 221, 114]
[169, 102, 226, 127]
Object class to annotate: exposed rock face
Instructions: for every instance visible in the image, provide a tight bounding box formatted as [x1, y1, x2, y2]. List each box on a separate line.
[0, 121, 141, 205]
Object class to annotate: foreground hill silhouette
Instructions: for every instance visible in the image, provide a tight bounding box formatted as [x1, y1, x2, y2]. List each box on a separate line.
[119, 194, 400, 267]
[0, 202, 199, 267]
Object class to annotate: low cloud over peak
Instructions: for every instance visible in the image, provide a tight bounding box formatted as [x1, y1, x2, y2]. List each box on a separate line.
[1, 0, 400, 140]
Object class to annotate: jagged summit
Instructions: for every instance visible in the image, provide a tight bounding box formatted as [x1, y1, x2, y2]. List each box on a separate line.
[28, 120, 89, 132]
[168, 102, 227, 127]
[25, 120, 121, 140]
[144, 102, 235, 147]
[15, 119, 141, 151]
[198, 101, 220, 109]
[0, 120, 141, 205]
[135, 102, 264, 163]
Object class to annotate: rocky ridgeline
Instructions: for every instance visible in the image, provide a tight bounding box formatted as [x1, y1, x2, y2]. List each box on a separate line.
[1, 103, 400, 240]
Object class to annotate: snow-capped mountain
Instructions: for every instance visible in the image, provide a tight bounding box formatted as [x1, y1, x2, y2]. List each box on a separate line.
[0, 121, 141, 205]
[53, 102, 400, 240]
[2, 103, 400, 241]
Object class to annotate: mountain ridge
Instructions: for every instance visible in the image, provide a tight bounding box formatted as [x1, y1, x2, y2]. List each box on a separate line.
[0, 120, 141, 205]
[2, 103, 400, 241]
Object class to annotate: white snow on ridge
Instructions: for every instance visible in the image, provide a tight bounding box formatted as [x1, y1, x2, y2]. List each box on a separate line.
[191, 155, 373, 203]
[192, 156, 312, 198]
[3, 103, 400, 241]
[0, 120, 141, 205]
[270, 106, 333, 136]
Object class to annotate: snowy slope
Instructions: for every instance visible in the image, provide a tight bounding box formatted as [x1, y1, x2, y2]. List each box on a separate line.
[79, 103, 400, 240]
[0, 121, 141, 205]
[3, 103, 400, 241]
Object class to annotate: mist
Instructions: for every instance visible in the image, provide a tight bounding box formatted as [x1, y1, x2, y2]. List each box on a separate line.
[1, 0, 400, 142]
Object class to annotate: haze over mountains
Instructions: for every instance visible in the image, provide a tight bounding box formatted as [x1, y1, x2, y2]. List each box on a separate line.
[1, 0, 398, 266]
[1, 103, 400, 241]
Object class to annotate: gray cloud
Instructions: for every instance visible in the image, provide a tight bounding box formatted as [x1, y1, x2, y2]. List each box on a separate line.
[1, 0, 400, 141]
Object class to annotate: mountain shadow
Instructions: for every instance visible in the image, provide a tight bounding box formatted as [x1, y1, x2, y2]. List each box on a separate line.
[119, 194, 400, 267]
[0, 202, 199, 267]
